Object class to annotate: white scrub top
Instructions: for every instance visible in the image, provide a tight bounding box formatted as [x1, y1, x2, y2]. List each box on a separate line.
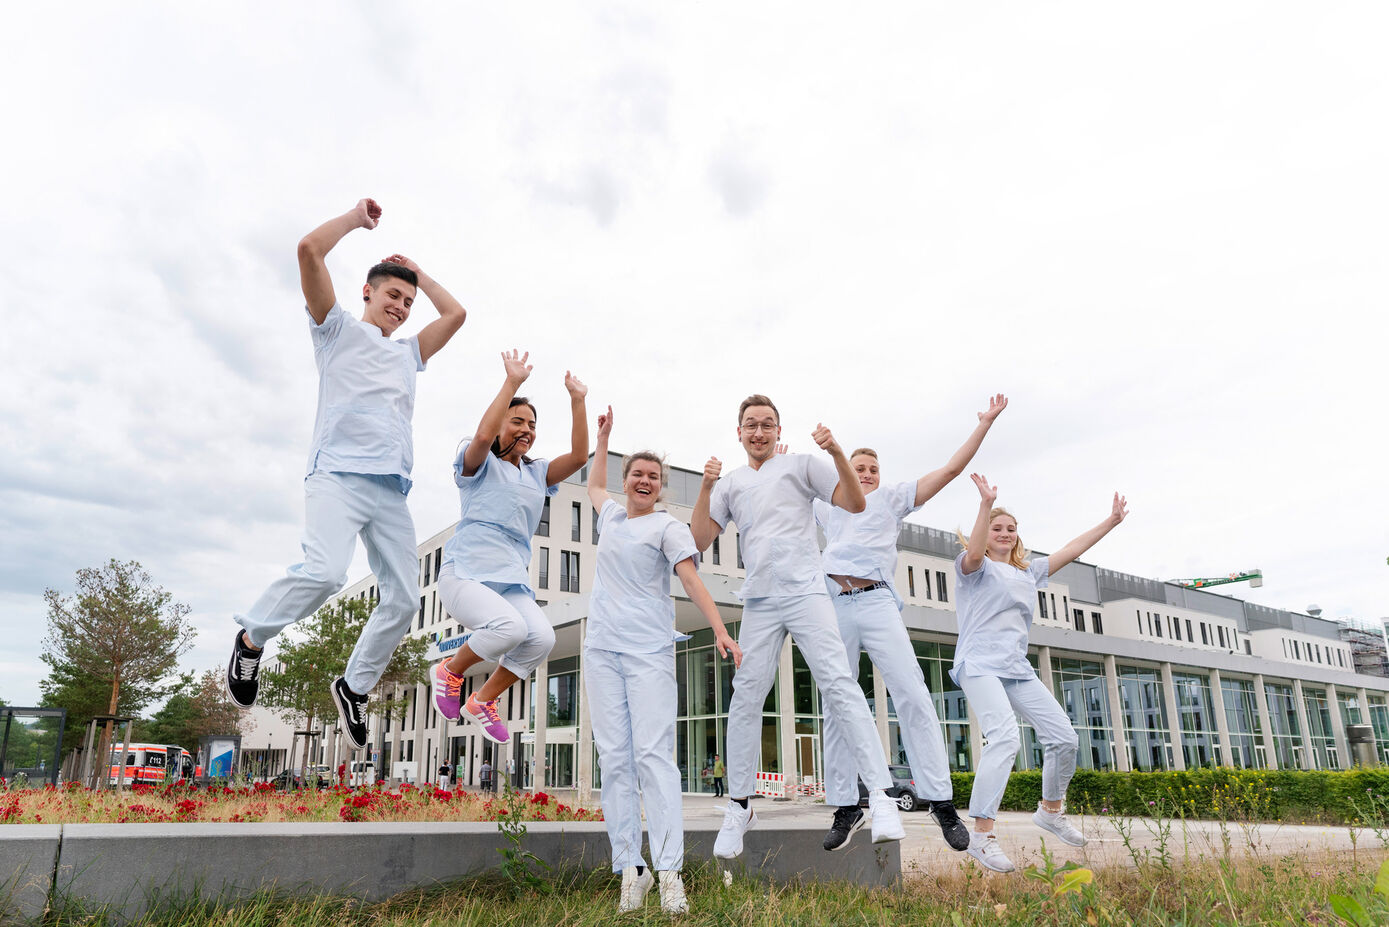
[441, 439, 558, 592]
[709, 453, 839, 600]
[815, 480, 920, 606]
[586, 499, 700, 654]
[950, 551, 1050, 682]
[305, 302, 425, 493]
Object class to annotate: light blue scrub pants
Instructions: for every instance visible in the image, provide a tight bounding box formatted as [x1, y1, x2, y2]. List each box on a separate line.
[726, 594, 891, 799]
[437, 565, 555, 678]
[236, 471, 418, 695]
[822, 587, 952, 806]
[585, 646, 684, 872]
[956, 672, 1079, 820]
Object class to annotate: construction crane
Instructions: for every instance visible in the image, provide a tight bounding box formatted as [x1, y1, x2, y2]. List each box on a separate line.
[1171, 569, 1263, 589]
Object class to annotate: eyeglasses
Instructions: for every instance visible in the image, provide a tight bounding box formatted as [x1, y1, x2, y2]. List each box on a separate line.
[740, 422, 778, 433]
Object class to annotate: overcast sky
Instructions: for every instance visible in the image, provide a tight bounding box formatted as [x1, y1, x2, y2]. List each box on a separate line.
[3, 3, 1385, 707]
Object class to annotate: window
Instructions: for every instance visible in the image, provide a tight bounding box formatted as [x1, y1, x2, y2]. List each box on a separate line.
[1137, 610, 1144, 635]
[592, 508, 601, 542]
[1293, 640, 1301, 660]
[561, 551, 581, 593]
[418, 595, 426, 631]
[538, 547, 549, 590]
[936, 571, 947, 602]
[1201, 623, 1209, 645]
[1037, 591, 1049, 620]
[736, 535, 744, 570]
[1315, 645, 1322, 664]
[1153, 613, 1162, 639]
[571, 502, 582, 542]
[1186, 619, 1194, 642]
[1091, 611, 1104, 635]
[712, 537, 721, 566]
[423, 552, 431, 585]
[537, 498, 550, 537]
[908, 566, 916, 597]
[1073, 608, 1086, 632]
[1218, 626, 1227, 648]
[923, 567, 932, 600]
[434, 547, 442, 584]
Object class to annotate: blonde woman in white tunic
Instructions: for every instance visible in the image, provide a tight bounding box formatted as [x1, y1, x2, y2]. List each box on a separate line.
[955, 473, 1127, 873]
[585, 406, 743, 914]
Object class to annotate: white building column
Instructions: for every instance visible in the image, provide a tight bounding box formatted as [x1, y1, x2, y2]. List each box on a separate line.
[412, 682, 427, 784]
[1291, 678, 1315, 770]
[777, 637, 797, 794]
[1208, 669, 1233, 768]
[1251, 673, 1279, 770]
[575, 619, 593, 803]
[1037, 646, 1056, 697]
[1327, 683, 1352, 770]
[1159, 663, 1185, 771]
[1103, 655, 1131, 772]
[872, 665, 891, 754]
[533, 660, 549, 789]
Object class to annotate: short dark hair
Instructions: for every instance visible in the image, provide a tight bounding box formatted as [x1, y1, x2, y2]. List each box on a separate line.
[491, 397, 538, 462]
[738, 394, 779, 425]
[365, 262, 418, 290]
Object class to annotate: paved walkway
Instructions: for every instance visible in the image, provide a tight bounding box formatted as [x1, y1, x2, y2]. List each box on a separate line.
[676, 794, 1367, 875]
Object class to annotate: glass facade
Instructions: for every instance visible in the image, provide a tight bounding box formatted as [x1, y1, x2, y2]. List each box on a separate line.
[1369, 697, 1389, 764]
[1303, 687, 1339, 769]
[1171, 671, 1220, 768]
[1264, 682, 1302, 770]
[674, 622, 740, 792]
[1118, 665, 1171, 770]
[1220, 677, 1264, 768]
[1052, 658, 1115, 770]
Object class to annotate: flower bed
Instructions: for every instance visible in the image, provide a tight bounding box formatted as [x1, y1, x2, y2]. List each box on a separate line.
[0, 780, 601, 825]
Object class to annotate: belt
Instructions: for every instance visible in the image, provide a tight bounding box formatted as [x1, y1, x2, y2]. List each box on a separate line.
[838, 580, 890, 597]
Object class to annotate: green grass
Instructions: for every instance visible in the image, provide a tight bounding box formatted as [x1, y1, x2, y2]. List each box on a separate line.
[37, 850, 1388, 927]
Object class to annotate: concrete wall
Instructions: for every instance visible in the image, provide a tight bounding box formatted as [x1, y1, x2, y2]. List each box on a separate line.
[8, 822, 896, 923]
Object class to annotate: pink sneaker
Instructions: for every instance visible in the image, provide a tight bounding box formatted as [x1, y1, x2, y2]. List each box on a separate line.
[431, 662, 463, 722]
[463, 692, 510, 744]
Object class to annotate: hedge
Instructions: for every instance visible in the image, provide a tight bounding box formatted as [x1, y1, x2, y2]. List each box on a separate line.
[943, 767, 1389, 825]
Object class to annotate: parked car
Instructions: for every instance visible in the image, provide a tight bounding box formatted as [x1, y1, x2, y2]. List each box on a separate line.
[272, 765, 332, 790]
[857, 765, 920, 812]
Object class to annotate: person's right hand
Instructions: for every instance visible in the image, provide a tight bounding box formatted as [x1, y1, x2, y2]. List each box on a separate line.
[355, 198, 382, 229]
[502, 349, 533, 385]
[970, 472, 997, 506]
[596, 405, 614, 440]
[702, 456, 722, 489]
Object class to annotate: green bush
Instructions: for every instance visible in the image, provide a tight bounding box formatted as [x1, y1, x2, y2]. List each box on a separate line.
[945, 766, 1389, 824]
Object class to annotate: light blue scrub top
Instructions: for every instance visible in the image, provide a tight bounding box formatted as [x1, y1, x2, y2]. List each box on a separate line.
[441, 439, 557, 593]
[305, 303, 425, 493]
[814, 480, 920, 607]
[708, 453, 839, 600]
[586, 499, 700, 654]
[950, 551, 1050, 683]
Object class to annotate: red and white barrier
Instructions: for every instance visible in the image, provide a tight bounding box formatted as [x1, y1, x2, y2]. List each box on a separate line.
[754, 771, 787, 798]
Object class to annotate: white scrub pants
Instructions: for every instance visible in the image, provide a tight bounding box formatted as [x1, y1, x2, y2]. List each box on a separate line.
[726, 595, 891, 799]
[236, 471, 417, 695]
[957, 672, 1079, 820]
[585, 646, 684, 872]
[823, 587, 952, 806]
[437, 566, 555, 678]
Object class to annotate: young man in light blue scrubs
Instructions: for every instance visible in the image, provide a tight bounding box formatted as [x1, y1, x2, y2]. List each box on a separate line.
[226, 198, 467, 751]
[814, 394, 1006, 853]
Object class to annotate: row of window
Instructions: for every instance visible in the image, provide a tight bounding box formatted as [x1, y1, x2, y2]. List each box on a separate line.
[1137, 609, 1245, 652]
[905, 564, 948, 602]
[1283, 637, 1349, 669]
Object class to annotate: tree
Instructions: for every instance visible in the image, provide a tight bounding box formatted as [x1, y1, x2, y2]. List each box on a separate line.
[41, 559, 196, 761]
[259, 597, 429, 751]
[140, 670, 243, 753]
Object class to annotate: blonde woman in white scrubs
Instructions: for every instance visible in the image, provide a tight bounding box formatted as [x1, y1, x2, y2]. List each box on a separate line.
[585, 406, 742, 914]
[954, 474, 1128, 873]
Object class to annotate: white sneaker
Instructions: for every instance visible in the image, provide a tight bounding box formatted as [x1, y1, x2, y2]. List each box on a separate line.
[713, 800, 756, 859]
[658, 870, 689, 914]
[1033, 804, 1086, 846]
[618, 866, 654, 912]
[967, 831, 1015, 873]
[868, 790, 906, 844]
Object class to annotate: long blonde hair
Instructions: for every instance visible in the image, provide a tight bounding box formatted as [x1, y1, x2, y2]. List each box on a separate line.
[956, 507, 1030, 570]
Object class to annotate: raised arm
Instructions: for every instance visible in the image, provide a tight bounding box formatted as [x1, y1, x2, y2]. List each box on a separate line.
[675, 559, 743, 667]
[298, 198, 380, 324]
[690, 457, 723, 551]
[961, 473, 997, 575]
[915, 394, 1008, 506]
[461, 350, 532, 477]
[544, 372, 590, 486]
[1047, 493, 1129, 573]
[586, 405, 614, 510]
[379, 254, 466, 363]
[815, 423, 866, 513]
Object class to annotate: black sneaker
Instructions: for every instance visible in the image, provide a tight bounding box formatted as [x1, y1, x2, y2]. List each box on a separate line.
[331, 677, 369, 749]
[931, 799, 971, 851]
[226, 631, 263, 708]
[822, 805, 865, 852]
